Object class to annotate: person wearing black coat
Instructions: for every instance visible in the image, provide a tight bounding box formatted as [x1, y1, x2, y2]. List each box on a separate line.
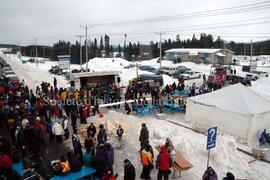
[105, 143, 114, 174]
[97, 125, 107, 144]
[66, 152, 82, 172]
[91, 154, 106, 179]
[139, 123, 149, 150]
[87, 123, 96, 137]
[123, 159, 136, 180]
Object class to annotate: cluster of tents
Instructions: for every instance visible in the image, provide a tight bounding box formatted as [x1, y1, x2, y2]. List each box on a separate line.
[185, 77, 270, 145]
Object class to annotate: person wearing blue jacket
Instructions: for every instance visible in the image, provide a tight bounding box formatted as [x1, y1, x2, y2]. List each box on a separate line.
[72, 129, 83, 163]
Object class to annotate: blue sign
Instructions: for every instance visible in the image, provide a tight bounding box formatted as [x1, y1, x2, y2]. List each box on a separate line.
[58, 55, 70, 69]
[207, 127, 217, 150]
[203, 53, 209, 58]
[168, 52, 175, 61]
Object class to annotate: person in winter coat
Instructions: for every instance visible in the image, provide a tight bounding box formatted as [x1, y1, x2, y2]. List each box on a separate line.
[84, 133, 96, 151]
[142, 97, 148, 107]
[21, 159, 40, 180]
[81, 105, 88, 124]
[222, 172, 235, 180]
[105, 143, 114, 174]
[165, 137, 174, 150]
[62, 115, 69, 140]
[124, 102, 131, 115]
[132, 100, 138, 111]
[87, 123, 96, 137]
[83, 148, 94, 167]
[156, 146, 172, 180]
[52, 121, 64, 143]
[72, 129, 83, 163]
[116, 125, 124, 140]
[70, 107, 77, 131]
[202, 167, 218, 180]
[139, 123, 149, 150]
[54, 77, 57, 87]
[97, 124, 107, 144]
[66, 152, 82, 172]
[96, 142, 107, 161]
[138, 100, 143, 108]
[123, 159, 136, 180]
[92, 154, 107, 179]
[140, 145, 153, 180]
[59, 156, 70, 175]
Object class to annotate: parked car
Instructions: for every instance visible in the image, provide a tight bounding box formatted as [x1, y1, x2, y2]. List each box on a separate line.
[250, 70, 269, 78]
[124, 64, 135, 69]
[2, 66, 12, 72]
[245, 73, 259, 81]
[172, 68, 191, 78]
[160, 67, 171, 74]
[137, 74, 164, 87]
[180, 71, 201, 80]
[3, 71, 17, 78]
[139, 65, 156, 73]
[7, 76, 19, 83]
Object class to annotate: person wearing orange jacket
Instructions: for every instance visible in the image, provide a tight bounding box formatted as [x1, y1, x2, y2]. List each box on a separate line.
[140, 145, 153, 180]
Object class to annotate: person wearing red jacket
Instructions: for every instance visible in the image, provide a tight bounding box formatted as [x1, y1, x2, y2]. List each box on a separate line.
[0, 152, 12, 170]
[156, 146, 172, 180]
[81, 106, 88, 124]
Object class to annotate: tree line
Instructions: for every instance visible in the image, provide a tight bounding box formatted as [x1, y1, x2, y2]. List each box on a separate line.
[10, 33, 270, 64]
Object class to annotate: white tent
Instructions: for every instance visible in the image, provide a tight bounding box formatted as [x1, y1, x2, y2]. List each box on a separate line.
[250, 77, 270, 101]
[185, 83, 270, 145]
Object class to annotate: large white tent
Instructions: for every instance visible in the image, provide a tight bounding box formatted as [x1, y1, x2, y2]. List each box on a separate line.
[185, 83, 270, 145]
[250, 77, 270, 101]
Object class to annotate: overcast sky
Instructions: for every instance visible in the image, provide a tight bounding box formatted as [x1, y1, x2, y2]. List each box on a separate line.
[0, 0, 270, 46]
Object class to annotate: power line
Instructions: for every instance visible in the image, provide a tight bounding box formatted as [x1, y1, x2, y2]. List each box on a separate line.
[88, 16, 270, 37]
[88, 1, 270, 27]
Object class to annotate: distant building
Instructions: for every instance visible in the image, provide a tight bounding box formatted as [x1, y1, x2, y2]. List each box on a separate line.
[165, 48, 234, 65]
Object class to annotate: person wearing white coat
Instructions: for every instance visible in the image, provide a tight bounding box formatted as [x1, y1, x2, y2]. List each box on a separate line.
[52, 122, 64, 143]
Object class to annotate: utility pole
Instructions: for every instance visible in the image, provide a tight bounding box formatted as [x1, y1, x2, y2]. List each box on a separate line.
[43, 47, 45, 58]
[35, 38, 38, 67]
[76, 35, 85, 71]
[69, 44, 72, 80]
[250, 39, 253, 69]
[124, 34, 127, 58]
[80, 25, 89, 71]
[18, 42, 21, 61]
[155, 32, 165, 69]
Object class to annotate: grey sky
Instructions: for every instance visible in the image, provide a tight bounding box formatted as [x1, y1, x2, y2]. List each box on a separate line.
[0, 0, 270, 46]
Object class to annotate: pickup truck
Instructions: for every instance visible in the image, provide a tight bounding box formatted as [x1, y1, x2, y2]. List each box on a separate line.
[180, 71, 201, 80]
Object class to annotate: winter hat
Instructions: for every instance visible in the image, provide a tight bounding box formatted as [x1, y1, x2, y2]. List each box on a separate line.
[226, 172, 235, 180]
[35, 117, 40, 122]
[123, 159, 130, 166]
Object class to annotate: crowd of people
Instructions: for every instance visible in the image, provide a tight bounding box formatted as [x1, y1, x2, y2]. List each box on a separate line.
[0, 58, 240, 180]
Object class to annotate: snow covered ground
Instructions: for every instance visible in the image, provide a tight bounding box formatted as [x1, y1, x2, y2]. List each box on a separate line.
[1, 54, 203, 89]
[83, 110, 270, 180]
[1, 53, 69, 91]
[1, 52, 270, 179]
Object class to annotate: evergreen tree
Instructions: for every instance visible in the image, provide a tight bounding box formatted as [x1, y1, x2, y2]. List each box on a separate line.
[104, 34, 110, 57]
[100, 36, 104, 56]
